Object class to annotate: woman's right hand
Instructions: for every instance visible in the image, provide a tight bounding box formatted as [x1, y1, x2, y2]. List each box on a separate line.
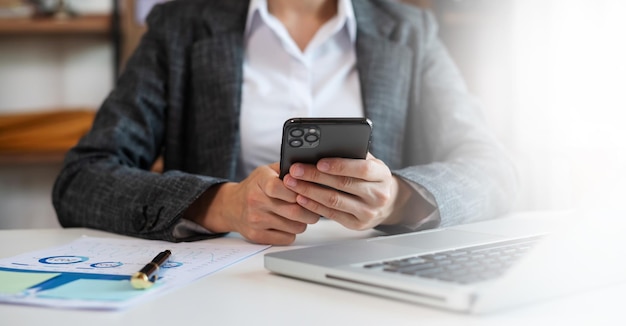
[185, 163, 320, 245]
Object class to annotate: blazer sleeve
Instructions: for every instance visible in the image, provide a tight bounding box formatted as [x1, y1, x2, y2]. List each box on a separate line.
[391, 10, 518, 229]
[52, 5, 226, 242]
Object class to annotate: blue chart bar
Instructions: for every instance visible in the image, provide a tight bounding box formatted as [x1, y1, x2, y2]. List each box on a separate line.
[0, 266, 129, 292]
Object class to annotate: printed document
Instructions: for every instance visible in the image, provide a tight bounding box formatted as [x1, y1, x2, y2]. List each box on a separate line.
[0, 236, 270, 310]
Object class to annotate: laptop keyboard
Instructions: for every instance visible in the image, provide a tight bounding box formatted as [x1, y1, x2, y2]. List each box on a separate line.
[362, 236, 543, 285]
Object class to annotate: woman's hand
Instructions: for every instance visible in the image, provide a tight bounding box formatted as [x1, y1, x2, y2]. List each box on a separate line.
[186, 163, 320, 245]
[282, 153, 411, 230]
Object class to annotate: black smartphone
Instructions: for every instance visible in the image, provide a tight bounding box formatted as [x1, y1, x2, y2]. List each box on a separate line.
[279, 117, 372, 179]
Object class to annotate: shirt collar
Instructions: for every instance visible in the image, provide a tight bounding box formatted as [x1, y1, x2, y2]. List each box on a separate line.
[245, 0, 356, 42]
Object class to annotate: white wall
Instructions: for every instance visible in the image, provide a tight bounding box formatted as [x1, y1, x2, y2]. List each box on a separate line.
[509, 0, 626, 213]
[440, 0, 626, 215]
[0, 36, 113, 112]
[0, 0, 113, 229]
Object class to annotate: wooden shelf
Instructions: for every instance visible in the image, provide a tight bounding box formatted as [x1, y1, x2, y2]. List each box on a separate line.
[0, 152, 67, 165]
[0, 109, 96, 165]
[0, 15, 111, 35]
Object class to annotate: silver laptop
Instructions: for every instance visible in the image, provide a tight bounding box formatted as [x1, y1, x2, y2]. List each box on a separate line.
[264, 211, 626, 313]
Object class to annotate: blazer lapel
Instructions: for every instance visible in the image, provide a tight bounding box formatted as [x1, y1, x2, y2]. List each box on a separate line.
[353, 1, 413, 169]
[187, 1, 250, 178]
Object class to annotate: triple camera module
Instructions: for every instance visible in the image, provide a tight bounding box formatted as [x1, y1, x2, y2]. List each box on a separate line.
[288, 126, 320, 148]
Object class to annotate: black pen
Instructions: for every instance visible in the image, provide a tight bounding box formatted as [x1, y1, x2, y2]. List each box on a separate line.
[130, 250, 171, 289]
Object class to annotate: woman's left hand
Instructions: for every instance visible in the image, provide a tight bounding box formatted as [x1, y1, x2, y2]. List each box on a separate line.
[282, 153, 407, 230]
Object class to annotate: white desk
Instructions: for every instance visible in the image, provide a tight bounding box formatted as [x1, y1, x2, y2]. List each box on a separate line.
[2, 212, 624, 325]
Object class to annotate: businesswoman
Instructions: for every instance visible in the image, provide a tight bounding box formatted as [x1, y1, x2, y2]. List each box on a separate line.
[52, 0, 517, 245]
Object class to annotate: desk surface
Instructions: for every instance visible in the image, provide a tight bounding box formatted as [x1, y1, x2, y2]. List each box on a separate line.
[2, 212, 624, 325]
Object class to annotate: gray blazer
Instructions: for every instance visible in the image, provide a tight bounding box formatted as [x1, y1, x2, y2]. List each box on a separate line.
[52, 0, 517, 241]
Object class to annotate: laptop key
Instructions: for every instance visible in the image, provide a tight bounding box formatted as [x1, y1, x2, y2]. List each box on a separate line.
[406, 267, 444, 276]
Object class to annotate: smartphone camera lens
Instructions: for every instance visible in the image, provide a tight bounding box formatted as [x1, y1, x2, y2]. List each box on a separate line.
[305, 134, 318, 142]
[290, 128, 304, 137]
[289, 139, 303, 148]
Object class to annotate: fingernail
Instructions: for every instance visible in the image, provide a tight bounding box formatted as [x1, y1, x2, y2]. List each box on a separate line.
[285, 176, 297, 187]
[297, 196, 309, 205]
[291, 165, 304, 177]
[318, 161, 330, 172]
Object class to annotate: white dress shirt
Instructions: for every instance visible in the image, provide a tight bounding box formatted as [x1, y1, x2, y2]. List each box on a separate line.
[236, 0, 363, 180]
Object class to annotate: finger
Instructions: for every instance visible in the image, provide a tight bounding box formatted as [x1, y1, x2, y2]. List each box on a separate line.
[287, 163, 369, 197]
[250, 210, 309, 236]
[295, 195, 369, 231]
[316, 156, 388, 181]
[272, 200, 321, 225]
[264, 176, 298, 203]
[249, 163, 298, 203]
[244, 228, 298, 246]
[269, 162, 280, 173]
[284, 175, 365, 217]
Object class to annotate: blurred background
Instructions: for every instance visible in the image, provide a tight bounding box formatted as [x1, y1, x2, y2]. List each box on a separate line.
[0, 0, 624, 229]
